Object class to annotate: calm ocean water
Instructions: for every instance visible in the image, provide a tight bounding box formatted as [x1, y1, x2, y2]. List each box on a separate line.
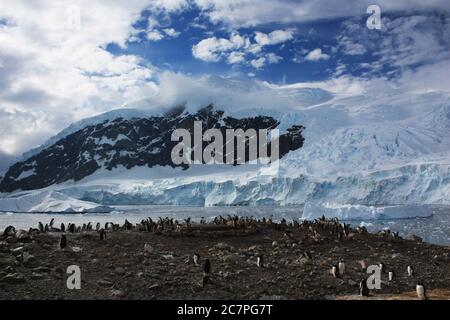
[0, 205, 449, 245]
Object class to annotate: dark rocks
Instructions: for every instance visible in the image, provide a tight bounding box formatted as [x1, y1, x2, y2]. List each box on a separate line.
[1, 273, 26, 284]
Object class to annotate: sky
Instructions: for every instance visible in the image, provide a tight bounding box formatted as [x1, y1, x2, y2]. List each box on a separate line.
[1, 0, 450, 171]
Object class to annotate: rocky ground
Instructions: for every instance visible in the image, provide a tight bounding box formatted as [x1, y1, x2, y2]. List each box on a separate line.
[1, 220, 450, 300]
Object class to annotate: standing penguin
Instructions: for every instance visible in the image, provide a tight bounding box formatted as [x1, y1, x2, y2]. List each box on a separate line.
[331, 265, 338, 278]
[49, 218, 54, 227]
[388, 271, 396, 282]
[96, 222, 101, 231]
[256, 255, 263, 268]
[60, 235, 67, 250]
[60, 223, 65, 233]
[99, 228, 106, 241]
[203, 259, 211, 275]
[38, 222, 44, 233]
[416, 282, 427, 300]
[407, 265, 414, 277]
[379, 262, 385, 273]
[359, 279, 369, 297]
[193, 253, 200, 266]
[338, 259, 345, 275]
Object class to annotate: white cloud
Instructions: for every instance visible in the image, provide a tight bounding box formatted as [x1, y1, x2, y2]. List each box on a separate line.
[0, 0, 158, 155]
[163, 28, 180, 38]
[192, 31, 288, 67]
[193, 0, 450, 27]
[254, 29, 294, 46]
[266, 52, 282, 64]
[147, 30, 165, 41]
[305, 48, 330, 61]
[227, 51, 246, 64]
[250, 57, 266, 69]
[192, 35, 247, 62]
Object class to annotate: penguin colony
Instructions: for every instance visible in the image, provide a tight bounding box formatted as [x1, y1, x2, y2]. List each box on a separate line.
[0, 214, 433, 299]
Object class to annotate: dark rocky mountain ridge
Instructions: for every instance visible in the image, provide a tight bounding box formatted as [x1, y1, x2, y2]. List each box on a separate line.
[0, 105, 305, 192]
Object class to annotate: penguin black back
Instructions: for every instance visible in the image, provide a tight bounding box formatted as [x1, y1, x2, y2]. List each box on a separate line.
[60, 235, 67, 250]
[359, 278, 369, 297]
[203, 259, 211, 274]
[99, 228, 106, 240]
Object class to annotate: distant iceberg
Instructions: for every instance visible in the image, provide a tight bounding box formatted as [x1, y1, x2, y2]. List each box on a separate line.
[0, 190, 114, 213]
[302, 202, 433, 220]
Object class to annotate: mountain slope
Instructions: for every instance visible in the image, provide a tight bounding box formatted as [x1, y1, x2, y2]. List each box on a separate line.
[0, 105, 304, 192]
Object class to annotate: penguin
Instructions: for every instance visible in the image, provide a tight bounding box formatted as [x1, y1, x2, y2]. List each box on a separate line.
[38, 222, 44, 233]
[99, 228, 106, 241]
[358, 259, 367, 271]
[302, 251, 312, 260]
[388, 271, 395, 282]
[359, 279, 369, 297]
[60, 223, 65, 233]
[2, 225, 16, 237]
[256, 255, 263, 268]
[331, 265, 338, 278]
[96, 222, 100, 231]
[379, 262, 385, 273]
[203, 259, 211, 275]
[338, 258, 345, 275]
[49, 218, 54, 227]
[193, 253, 200, 266]
[44, 224, 49, 232]
[416, 282, 427, 300]
[407, 265, 414, 277]
[60, 235, 67, 250]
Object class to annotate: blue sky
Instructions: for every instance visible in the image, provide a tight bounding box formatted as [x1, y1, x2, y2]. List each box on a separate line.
[106, 5, 449, 84]
[0, 0, 450, 163]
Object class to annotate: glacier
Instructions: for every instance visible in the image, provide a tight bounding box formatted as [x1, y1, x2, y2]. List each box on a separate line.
[0, 190, 114, 213]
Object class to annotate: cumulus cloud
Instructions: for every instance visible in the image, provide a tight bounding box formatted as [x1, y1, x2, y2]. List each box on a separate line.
[254, 29, 294, 46]
[305, 48, 330, 61]
[192, 30, 291, 67]
[192, 33, 250, 62]
[0, 0, 158, 155]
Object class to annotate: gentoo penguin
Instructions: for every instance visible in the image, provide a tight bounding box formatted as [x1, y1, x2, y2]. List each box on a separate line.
[99, 228, 106, 241]
[338, 259, 345, 275]
[416, 282, 427, 300]
[193, 253, 200, 266]
[96, 222, 100, 231]
[388, 271, 396, 282]
[60, 223, 65, 233]
[379, 262, 385, 273]
[60, 235, 67, 250]
[331, 265, 338, 278]
[49, 218, 54, 227]
[359, 279, 369, 297]
[203, 259, 211, 275]
[256, 255, 263, 268]
[38, 222, 44, 233]
[358, 259, 367, 271]
[2, 225, 16, 237]
[407, 265, 414, 277]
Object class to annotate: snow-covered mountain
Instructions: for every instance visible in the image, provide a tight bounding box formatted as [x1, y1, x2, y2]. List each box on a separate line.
[1, 79, 449, 209]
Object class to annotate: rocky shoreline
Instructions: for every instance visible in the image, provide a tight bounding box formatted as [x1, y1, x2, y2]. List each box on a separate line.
[1, 216, 450, 300]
